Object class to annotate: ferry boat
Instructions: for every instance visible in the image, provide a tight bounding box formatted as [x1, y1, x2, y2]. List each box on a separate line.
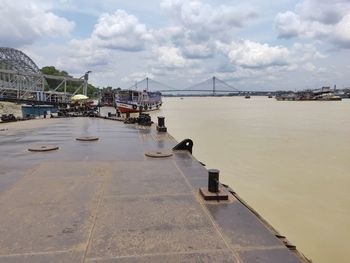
[115, 89, 162, 113]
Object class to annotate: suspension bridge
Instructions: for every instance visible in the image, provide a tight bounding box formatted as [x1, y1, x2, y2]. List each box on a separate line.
[126, 76, 241, 96]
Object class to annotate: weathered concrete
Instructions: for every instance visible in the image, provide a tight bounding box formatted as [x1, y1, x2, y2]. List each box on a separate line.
[0, 118, 310, 262]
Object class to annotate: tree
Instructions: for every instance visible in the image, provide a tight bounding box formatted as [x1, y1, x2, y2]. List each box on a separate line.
[40, 66, 99, 98]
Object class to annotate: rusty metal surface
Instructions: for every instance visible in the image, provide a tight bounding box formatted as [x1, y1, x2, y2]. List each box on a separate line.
[0, 118, 309, 262]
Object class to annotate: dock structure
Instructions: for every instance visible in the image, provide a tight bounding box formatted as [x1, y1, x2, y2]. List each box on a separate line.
[0, 117, 310, 262]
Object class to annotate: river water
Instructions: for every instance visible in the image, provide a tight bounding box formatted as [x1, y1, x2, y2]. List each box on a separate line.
[146, 96, 349, 263]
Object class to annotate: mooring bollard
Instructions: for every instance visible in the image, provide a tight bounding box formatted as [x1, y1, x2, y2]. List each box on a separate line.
[157, 116, 167, 132]
[199, 168, 229, 201]
[108, 112, 111, 117]
[208, 169, 220, 193]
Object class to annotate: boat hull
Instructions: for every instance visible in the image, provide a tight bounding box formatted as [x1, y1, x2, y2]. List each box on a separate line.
[116, 101, 162, 113]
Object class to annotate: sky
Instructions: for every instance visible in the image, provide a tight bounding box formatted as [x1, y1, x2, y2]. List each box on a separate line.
[1, 0, 350, 91]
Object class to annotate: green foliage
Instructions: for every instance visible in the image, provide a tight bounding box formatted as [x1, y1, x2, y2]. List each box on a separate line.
[40, 66, 99, 98]
[41, 66, 71, 77]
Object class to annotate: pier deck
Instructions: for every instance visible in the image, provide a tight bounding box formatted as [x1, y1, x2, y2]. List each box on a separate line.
[0, 118, 309, 262]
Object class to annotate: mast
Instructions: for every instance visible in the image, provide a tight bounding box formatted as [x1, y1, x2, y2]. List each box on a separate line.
[213, 76, 216, 96]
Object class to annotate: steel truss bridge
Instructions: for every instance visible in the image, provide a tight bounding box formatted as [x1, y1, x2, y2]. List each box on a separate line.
[0, 47, 89, 105]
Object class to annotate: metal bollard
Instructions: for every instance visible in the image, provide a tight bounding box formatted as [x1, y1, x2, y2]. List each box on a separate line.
[208, 169, 219, 193]
[126, 112, 130, 119]
[157, 116, 167, 132]
[158, 116, 165, 127]
[108, 112, 111, 117]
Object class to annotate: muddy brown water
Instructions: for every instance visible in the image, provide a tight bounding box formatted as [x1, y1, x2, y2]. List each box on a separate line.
[147, 96, 349, 263]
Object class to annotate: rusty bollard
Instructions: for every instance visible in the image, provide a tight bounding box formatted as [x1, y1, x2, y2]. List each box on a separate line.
[157, 116, 167, 132]
[208, 169, 219, 193]
[199, 169, 228, 201]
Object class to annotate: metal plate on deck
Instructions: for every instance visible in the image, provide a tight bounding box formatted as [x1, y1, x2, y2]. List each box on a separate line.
[28, 145, 59, 152]
[76, 136, 99, 141]
[145, 151, 173, 158]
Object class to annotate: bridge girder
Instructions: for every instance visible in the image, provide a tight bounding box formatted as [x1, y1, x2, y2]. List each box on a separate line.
[0, 47, 86, 103]
[0, 47, 41, 74]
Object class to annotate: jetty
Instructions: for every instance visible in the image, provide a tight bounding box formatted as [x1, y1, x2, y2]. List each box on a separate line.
[0, 116, 310, 262]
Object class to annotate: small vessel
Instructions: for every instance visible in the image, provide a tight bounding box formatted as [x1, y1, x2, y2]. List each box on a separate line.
[245, 95, 251, 99]
[115, 89, 162, 113]
[314, 93, 342, 101]
[313, 87, 342, 101]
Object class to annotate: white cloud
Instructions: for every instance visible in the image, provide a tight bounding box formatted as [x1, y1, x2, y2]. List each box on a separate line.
[303, 62, 316, 72]
[158, 0, 257, 60]
[332, 14, 350, 48]
[274, 11, 303, 39]
[182, 43, 214, 59]
[218, 40, 290, 69]
[154, 46, 187, 69]
[296, 0, 348, 25]
[213, 40, 329, 87]
[275, 12, 331, 40]
[290, 43, 327, 62]
[57, 38, 111, 73]
[0, 0, 74, 47]
[275, 0, 350, 48]
[57, 10, 154, 72]
[91, 10, 153, 51]
[161, 0, 256, 32]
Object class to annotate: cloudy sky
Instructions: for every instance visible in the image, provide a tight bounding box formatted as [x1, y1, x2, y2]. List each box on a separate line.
[1, 0, 350, 91]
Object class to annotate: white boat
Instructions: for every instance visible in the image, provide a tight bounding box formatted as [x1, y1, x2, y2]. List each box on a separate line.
[314, 93, 342, 101]
[115, 90, 162, 113]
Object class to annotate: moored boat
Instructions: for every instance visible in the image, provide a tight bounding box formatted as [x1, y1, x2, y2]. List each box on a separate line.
[115, 89, 162, 113]
[276, 86, 342, 101]
[314, 93, 342, 101]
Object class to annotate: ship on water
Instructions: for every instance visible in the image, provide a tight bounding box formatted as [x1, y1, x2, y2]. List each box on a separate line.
[115, 89, 162, 113]
[276, 86, 342, 101]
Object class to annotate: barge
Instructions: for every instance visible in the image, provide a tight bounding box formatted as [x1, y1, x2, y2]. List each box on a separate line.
[0, 116, 310, 262]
